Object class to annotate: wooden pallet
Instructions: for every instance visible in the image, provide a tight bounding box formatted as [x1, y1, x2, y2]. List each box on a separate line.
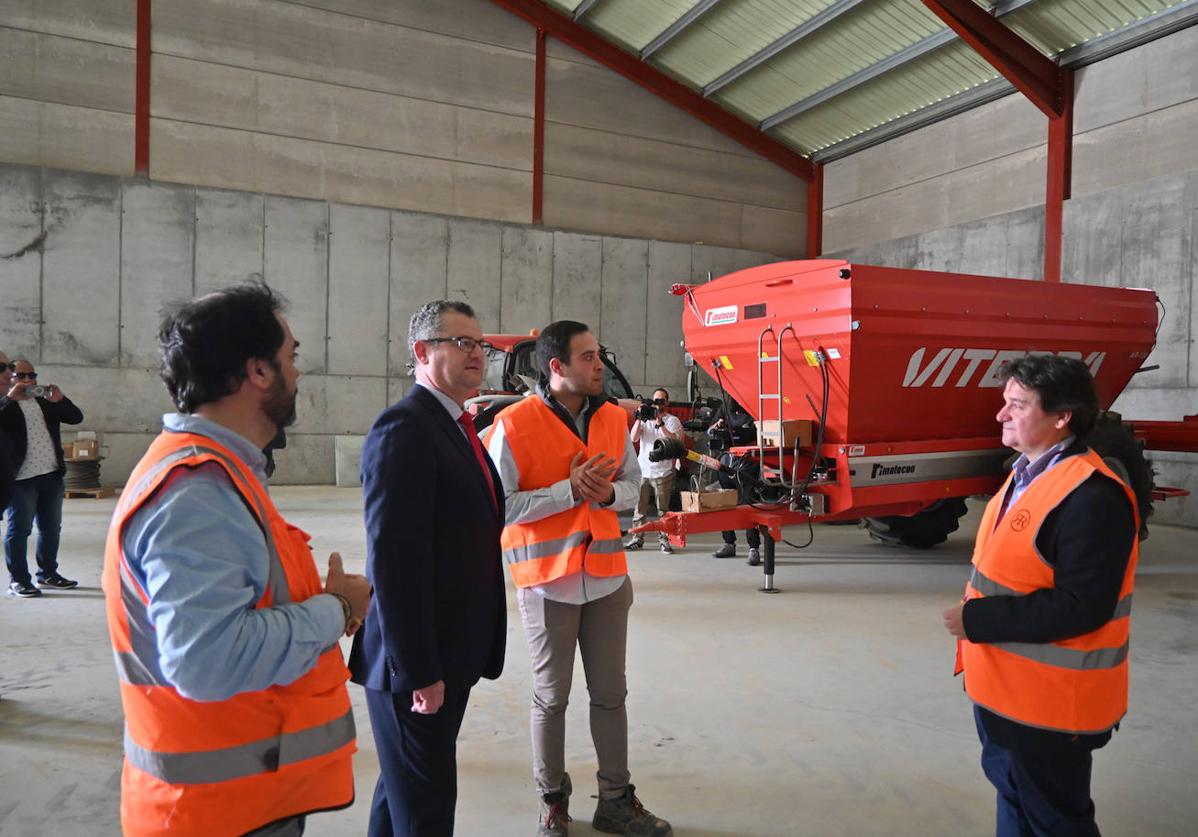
[64, 487, 116, 499]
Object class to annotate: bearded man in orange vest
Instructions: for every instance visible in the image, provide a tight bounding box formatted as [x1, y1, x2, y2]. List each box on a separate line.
[485, 320, 672, 837]
[943, 354, 1138, 837]
[103, 283, 372, 837]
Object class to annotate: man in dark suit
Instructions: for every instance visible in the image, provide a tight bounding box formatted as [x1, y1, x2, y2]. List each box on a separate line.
[1, 358, 84, 597]
[349, 299, 507, 837]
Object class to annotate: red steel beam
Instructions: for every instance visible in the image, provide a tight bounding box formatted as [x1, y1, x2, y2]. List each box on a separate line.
[1043, 69, 1073, 282]
[489, 0, 814, 182]
[532, 28, 547, 224]
[134, 0, 151, 175]
[921, 0, 1063, 118]
[806, 162, 823, 257]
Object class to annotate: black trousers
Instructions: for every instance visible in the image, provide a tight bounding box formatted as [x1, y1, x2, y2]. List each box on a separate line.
[365, 685, 472, 837]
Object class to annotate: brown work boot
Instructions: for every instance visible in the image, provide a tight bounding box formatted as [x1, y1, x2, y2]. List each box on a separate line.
[592, 785, 672, 836]
[537, 772, 572, 836]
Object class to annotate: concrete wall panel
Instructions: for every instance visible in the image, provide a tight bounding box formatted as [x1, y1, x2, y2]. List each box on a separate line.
[268, 434, 335, 485]
[543, 176, 743, 253]
[692, 245, 772, 284]
[0, 28, 134, 114]
[40, 170, 121, 365]
[389, 212, 449, 376]
[328, 203, 390, 376]
[446, 219, 502, 328]
[1073, 99, 1198, 197]
[194, 188, 265, 293]
[544, 123, 803, 212]
[545, 51, 752, 157]
[118, 182, 195, 367]
[499, 227, 553, 335]
[645, 241, 692, 392]
[39, 365, 174, 433]
[263, 197, 329, 374]
[152, 55, 533, 172]
[153, 0, 534, 116]
[0, 165, 43, 358]
[291, 375, 388, 436]
[281, 0, 534, 51]
[99, 432, 156, 486]
[551, 232, 602, 325]
[741, 205, 803, 258]
[599, 238, 649, 387]
[0, 0, 135, 47]
[150, 119, 530, 224]
[0, 96, 133, 176]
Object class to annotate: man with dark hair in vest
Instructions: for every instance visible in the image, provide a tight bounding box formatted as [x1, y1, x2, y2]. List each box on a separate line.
[943, 354, 1138, 837]
[103, 282, 371, 837]
[485, 320, 672, 837]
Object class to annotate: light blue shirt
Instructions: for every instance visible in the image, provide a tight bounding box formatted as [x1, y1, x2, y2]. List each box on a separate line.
[120, 413, 344, 702]
[413, 380, 469, 439]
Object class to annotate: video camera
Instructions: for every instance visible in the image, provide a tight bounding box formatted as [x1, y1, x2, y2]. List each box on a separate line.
[635, 396, 668, 422]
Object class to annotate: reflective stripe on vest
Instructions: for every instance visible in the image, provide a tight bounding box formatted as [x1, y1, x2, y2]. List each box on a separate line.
[959, 450, 1138, 734]
[502, 533, 624, 566]
[123, 709, 355, 785]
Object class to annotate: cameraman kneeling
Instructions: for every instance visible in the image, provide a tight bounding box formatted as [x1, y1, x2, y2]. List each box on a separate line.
[626, 388, 683, 554]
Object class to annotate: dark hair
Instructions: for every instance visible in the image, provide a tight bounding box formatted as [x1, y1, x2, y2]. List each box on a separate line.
[408, 299, 476, 355]
[158, 282, 287, 413]
[536, 320, 590, 382]
[1001, 355, 1099, 437]
[652, 387, 670, 401]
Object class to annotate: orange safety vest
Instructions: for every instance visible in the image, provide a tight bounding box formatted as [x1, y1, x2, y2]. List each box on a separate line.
[957, 449, 1138, 735]
[485, 396, 628, 588]
[102, 431, 356, 837]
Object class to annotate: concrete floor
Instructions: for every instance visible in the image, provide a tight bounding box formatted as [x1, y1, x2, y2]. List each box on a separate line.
[1, 488, 1195, 837]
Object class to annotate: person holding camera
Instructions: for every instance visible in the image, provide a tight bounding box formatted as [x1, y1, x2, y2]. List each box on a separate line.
[626, 388, 684, 554]
[1, 358, 84, 597]
[708, 399, 763, 565]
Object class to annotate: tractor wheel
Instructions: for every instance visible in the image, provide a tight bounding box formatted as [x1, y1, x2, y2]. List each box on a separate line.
[1088, 411, 1154, 538]
[861, 497, 970, 549]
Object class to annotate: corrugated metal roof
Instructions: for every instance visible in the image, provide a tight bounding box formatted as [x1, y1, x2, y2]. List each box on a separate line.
[534, 0, 1196, 161]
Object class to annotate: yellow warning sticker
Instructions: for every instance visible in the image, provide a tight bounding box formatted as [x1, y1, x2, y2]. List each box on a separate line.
[719, 355, 734, 370]
[803, 350, 820, 366]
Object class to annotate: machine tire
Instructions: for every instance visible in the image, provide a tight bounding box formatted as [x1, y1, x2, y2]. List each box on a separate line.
[1087, 411, 1154, 538]
[861, 497, 969, 549]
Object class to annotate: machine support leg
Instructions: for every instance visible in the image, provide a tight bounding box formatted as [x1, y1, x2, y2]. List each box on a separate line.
[758, 527, 780, 594]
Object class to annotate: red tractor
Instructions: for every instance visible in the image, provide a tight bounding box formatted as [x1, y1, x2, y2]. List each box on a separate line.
[631, 259, 1197, 591]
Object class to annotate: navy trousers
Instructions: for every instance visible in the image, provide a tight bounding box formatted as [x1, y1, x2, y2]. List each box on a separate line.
[975, 706, 1101, 837]
[365, 686, 472, 837]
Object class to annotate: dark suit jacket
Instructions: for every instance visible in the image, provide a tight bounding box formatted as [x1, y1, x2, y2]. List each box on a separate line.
[0, 394, 85, 477]
[349, 384, 506, 693]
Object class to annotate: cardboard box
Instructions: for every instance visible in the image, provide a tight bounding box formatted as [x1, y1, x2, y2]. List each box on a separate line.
[755, 419, 814, 448]
[72, 439, 99, 460]
[680, 489, 738, 512]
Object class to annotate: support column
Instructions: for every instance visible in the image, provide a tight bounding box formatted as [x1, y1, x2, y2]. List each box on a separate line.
[1044, 70, 1074, 283]
[807, 163, 824, 258]
[135, 0, 151, 175]
[532, 28, 547, 224]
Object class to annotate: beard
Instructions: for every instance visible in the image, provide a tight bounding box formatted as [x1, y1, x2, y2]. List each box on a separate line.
[264, 374, 297, 430]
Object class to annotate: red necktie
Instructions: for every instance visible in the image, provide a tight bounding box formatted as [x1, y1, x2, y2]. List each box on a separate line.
[458, 411, 498, 511]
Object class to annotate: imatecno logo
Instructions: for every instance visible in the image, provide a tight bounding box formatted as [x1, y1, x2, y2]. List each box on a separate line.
[704, 305, 738, 326]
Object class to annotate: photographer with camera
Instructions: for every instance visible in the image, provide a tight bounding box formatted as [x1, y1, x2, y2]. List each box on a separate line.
[1, 358, 84, 597]
[708, 399, 763, 565]
[626, 388, 684, 554]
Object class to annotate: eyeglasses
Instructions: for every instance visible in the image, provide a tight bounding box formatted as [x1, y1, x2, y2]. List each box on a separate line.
[423, 336, 494, 354]
[14, 371, 37, 380]
[651, 398, 667, 406]
[0, 362, 15, 372]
